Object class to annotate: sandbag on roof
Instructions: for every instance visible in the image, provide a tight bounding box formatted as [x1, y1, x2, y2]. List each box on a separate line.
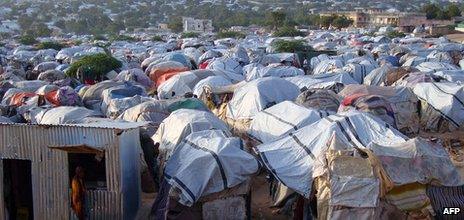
[152, 109, 231, 162]
[413, 82, 464, 131]
[256, 111, 407, 198]
[226, 77, 300, 120]
[248, 101, 333, 143]
[164, 130, 259, 206]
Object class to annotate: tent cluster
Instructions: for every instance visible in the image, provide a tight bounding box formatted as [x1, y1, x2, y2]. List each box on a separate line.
[1, 30, 464, 219]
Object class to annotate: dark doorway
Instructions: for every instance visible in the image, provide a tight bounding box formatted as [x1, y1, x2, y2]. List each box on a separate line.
[68, 153, 107, 190]
[3, 159, 33, 220]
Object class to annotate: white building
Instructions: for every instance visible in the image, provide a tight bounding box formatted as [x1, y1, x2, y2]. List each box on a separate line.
[182, 17, 213, 33]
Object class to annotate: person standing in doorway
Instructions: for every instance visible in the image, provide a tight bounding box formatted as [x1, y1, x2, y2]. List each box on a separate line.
[71, 166, 86, 220]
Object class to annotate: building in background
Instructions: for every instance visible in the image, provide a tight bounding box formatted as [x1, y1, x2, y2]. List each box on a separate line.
[182, 17, 213, 33]
[320, 8, 455, 32]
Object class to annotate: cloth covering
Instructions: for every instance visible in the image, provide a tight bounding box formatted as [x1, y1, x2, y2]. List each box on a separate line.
[413, 82, 464, 130]
[248, 101, 332, 143]
[164, 130, 259, 206]
[256, 111, 407, 198]
[226, 77, 300, 120]
[285, 73, 358, 92]
[152, 109, 231, 164]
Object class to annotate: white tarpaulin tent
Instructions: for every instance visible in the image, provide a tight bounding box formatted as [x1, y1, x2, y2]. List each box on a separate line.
[34, 106, 103, 124]
[226, 77, 300, 120]
[285, 73, 358, 91]
[152, 109, 231, 161]
[164, 130, 259, 206]
[245, 64, 304, 81]
[248, 101, 332, 143]
[369, 138, 463, 186]
[256, 111, 407, 198]
[157, 70, 215, 99]
[413, 82, 464, 129]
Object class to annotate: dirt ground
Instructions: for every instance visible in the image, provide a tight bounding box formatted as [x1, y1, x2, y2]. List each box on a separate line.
[136, 174, 288, 220]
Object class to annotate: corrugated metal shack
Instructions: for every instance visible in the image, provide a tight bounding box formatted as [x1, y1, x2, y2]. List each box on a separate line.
[0, 122, 142, 220]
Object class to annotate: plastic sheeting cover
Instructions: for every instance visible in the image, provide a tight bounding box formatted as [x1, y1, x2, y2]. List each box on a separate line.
[256, 111, 407, 198]
[164, 130, 259, 206]
[248, 101, 332, 143]
[226, 77, 300, 120]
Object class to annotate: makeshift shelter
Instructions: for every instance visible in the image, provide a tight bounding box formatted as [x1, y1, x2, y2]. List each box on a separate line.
[256, 111, 407, 198]
[286, 73, 358, 93]
[156, 70, 215, 99]
[0, 122, 143, 219]
[225, 77, 300, 122]
[162, 130, 258, 207]
[339, 84, 421, 135]
[413, 82, 464, 132]
[152, 108, 231, 173]
[245, 64, 304, 81]
[295, 89, 342, 112]
[248, 101, 332, 144]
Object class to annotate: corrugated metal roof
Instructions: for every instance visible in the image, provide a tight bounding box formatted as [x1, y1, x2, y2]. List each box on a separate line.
[0, 121, 149, 130]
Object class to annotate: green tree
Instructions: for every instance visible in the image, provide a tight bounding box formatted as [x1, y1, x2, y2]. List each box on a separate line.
[386, 30, 406, 38]
[319, 15, 335, 28]
[168, 17, 183, 33]
[26, 22, 52, 37]
[268, 11, 287, 29]
[181, 32, 200, 38]
[332, 16, 353, 29]
[66, 53, 122, 78]
[446, 4, 461, 18]
[272, 40, 307, 53]
[37, 41, 65, 50]
[273, 26, 305, 37]
[19, 35, 37, 45]
[422, 4, 442, 19]
[152, 35, 164, 42]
